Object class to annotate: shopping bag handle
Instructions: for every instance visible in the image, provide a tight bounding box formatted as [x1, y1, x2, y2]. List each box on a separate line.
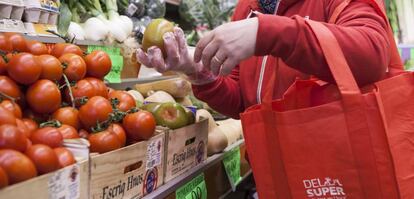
[329, 0, 404, 72]
[306, 20, 361, 95]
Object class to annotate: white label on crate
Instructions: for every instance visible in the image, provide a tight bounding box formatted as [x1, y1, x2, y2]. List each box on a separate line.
[146, 137, 163, 170]
[48, 164, 80, 199]
[127, 4, 138, 16]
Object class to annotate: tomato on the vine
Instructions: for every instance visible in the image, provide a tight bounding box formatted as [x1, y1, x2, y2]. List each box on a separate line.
[22, 118, 38, 136]
[83, 77, 108, 98]
[84, 50, 112, 78]
[15, 119, 31, 138]
[0, 106, 17, 126]
[52, 107, 80, 129]
[122, 110, 156, 141]
[26, 40, 48, 55]
[53, 147, 76, 168]
[108, 90, 136, 112]
[51, 43, 83, 58]
[26, 79, 61, 114]
[110, 123, 126, 147]
[78, 96, 113, 130]
[0, 57, 7, 75]
[65, 79, 97, 106]
[0, 100, 22, 118]
[0, 33, 13, 52]
[37, 55, 63, 81]
[0, 166, 8, 188]
[30, 127, 63, 148]
[25, 144, 60, 174]
[59, 53, 86, 81]
[4, 33, 28, 52]
[58, 124, 79, 139]
[7, 53, 42, 85]
[88, 125, 125, 154]
[0, 149, 37, 184]
[0, 124, 28, 152]
[0, 76, 22, 101]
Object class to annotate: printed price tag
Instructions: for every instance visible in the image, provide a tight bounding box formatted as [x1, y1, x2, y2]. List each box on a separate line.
[176, 173, 207, 199]
[146, 137, 163, 169]
[48, 164, 81, 199]
[223, 146, 242, 191]
[103, 55, 123, 83]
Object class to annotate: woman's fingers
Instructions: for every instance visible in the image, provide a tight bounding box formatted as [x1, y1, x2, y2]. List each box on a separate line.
[136, 48, 152, 67]
[163, 32, 180, 66]
[194, 31, 215, 63]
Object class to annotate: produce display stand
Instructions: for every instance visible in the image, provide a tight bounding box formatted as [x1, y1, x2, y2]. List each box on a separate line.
[144, 139, 252, 199]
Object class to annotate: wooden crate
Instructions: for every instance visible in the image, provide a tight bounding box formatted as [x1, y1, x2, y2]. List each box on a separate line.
[89, 131, 166, 199]
[164, 119, 209, 182]
[0, 160, 89, 199]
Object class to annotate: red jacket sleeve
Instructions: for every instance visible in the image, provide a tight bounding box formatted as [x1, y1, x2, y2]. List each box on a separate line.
[255, 1, 389, 86]
[192, 66, 244, 119]
[192, 2, 249, 119]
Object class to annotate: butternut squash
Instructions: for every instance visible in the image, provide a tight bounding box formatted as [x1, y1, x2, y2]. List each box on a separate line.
[196, 109, 228, 155]
[144, 91, 176, 103]
[216, 119, 243, 145]
[135, 77, 192, 98]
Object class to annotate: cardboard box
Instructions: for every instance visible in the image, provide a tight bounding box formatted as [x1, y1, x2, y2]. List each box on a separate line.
[164, 119, 209, 182]
[89, 131, 165, 199]
[0, 160, 89, 199]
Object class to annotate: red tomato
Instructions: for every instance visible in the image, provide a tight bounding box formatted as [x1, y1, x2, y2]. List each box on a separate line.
[53, 147, 76, 168]
[0, 124, 27, 152]
[83, 77, 108, 98]
[25, 144, 60, 174]
[122, 111, 156, 141]
[0, 166, 8, 188]
[78, 129, 89, 139]
[4, 33, 28, 52]
[0, 34, 12, 52]
[30, 127, 63, 148]
[0, 76, 22, 102]
[88, 127, 123, 154]
[84, 50, 112, 78]
[37, 55, 63, 81]
[58, 124, 79, 139]
[26, 139, 32, 150]
[59, 53, 86, 81]
[0, 106, 16, 126]
[15, 119, 31, 138]
[7, 53, 42, 85]
[22, 118, 38, 135]
[108, 90, 136, 112]
[26, 80, 61, 114]
[52, 107, 80, 129]
[78, 96, 113, 130]
[26, 40, 48, 55]
[110, 123, 126, 147]
[0, 149, 37, 184]
[65, 79, 97, 106]
[0, 100, 22, 118]
[50, 43, 83, 58]
[0, 57, 7, 75]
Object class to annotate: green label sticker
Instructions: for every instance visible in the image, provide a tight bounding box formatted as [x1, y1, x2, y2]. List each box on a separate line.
[104, 55, 123, 83]
[87, 45, 121, 55]
[223, 146, 242, 191]
[411, 48, 414, 60]
[176, 173, 207, 199]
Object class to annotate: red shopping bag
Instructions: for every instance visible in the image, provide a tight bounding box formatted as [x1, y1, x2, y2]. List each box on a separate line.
[240, 1, 414, 198]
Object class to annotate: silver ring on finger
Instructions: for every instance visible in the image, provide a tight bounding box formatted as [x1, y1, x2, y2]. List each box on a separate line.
[213, 56, 224, 65]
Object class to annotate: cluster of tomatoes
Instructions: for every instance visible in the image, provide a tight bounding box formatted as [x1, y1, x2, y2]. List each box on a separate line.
[0, 33, 156, 189]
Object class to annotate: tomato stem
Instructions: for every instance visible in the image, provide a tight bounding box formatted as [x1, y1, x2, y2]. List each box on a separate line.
[62, 74, 75, 108]
[40, 120, 62, 128]
[0, 91, 17, 102]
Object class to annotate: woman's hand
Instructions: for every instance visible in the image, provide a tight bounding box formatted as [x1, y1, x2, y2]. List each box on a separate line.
[194, 17, 258, 76]
[137, 27, 201, 75]
[136, 27, 217, 85]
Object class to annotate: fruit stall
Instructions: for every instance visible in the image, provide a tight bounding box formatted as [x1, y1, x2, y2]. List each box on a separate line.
[0, 0, 413, 199]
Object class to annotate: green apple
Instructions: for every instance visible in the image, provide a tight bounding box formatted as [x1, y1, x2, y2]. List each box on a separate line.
[153, 102, 189, 129]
